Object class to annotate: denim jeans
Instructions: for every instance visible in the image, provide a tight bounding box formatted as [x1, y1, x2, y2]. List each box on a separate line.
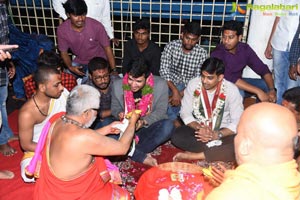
[167, 82, 185, 120]
[0, 78, 14, 145]
[64, 61, 88, 84]
[273, 49, 289, 104]
[239, 78, 268, 100]
[130, 119, 174, 163]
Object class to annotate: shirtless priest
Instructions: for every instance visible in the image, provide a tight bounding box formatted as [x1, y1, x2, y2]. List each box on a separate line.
[171, 57, 243, 163]
[33, 85, 139, 199]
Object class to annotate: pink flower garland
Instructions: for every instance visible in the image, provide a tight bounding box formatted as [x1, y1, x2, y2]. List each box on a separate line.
[123, 73, 154, 117]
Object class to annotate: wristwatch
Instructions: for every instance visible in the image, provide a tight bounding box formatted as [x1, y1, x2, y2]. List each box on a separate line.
[268, 87, 277, 92]
[217, 131, 223, 139]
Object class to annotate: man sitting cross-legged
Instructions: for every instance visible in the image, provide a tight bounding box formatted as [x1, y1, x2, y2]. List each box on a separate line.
[171, 57, 243, 163]
[32, 85, 138, 199]
[19, 65, 68, 183]
[111, 57, 174, 166]
[82, 57, 120, 129]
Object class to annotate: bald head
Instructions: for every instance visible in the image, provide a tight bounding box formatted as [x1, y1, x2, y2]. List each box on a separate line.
[235, 102, 298, 166]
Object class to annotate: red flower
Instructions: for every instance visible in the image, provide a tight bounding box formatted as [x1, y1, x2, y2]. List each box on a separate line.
[194, 89, 200, 97]
[219, 93, 226, 100]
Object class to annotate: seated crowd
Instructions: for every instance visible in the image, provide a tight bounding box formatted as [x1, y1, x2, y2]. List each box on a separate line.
[1, 0, 300, 199]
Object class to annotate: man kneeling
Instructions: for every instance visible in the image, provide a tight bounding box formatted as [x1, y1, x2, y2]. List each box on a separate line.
[33, 85, 139, 199]
[171, 57, 243, 163]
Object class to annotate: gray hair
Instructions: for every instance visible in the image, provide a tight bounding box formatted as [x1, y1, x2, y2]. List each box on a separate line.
[66, 85, 100, 115]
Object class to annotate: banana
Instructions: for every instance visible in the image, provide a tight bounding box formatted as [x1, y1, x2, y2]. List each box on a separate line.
[125, 110, 142, 118]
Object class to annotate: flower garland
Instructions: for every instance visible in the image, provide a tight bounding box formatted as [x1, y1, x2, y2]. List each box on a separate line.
[122, 73, 154, 117]
[192, 79, 226, 129]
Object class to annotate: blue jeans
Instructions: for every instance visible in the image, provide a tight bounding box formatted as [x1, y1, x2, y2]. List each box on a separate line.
[0, 79, 14, 145]
[64, 61, 88, 84]
[130, 119, 174, 163]
[240, 78, 268, 100]
[167, 82, 185, 120]
[273, 49, 289, 104]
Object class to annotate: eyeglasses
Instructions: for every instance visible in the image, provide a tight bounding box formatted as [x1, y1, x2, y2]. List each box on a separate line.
[92, 74, 110, 81]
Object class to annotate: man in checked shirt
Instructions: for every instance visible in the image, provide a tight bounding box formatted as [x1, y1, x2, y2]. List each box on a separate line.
[160, 21, 208, 126]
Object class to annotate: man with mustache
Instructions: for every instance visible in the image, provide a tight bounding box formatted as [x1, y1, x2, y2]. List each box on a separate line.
[211, 20, 276, 103]
[83, 57, 120, 129]
[160, 21, 207, 126]
[19, 65, 68, 183]
[57, 0, 116, 83]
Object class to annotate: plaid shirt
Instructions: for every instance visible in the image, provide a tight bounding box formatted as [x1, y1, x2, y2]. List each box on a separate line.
[160, 39, 207, 86]
[0, 3, 9, 87]
[24, 72, 77, 98]
[289, 16, 300, 66]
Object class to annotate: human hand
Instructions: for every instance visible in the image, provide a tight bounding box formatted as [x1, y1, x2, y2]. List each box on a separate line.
[128, 109, 140, 125]
[111, 38, 120, 47]
[289, 65, 298, 80]
[169, 90, 182, 107]
[256, 90, 269, 102]
[96, 121, 122, 135]
[195, 125, 213, 143]
[0, 44, 19, 61]
[264, 43, 273, 59]
[118, 112, 125, 121]
[8, 64, 15, 79]
[297, 61, 300, 75]
[135, 119, 144, 131]
[69, 65, 85, 76]
[210, 162, 228, 186]
[267, 90, 277, 103]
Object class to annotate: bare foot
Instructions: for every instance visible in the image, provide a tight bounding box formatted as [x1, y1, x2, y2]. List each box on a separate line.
[8, 135, 19, 142]
[0, 170, 14, 179]
[173, 151, 204, 161]
[143, 154, 158, 166]
[0, 143, 17, 156]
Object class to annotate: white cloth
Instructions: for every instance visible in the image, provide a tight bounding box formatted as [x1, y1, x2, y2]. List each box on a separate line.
[243, 0, 278, 78]
[20, 89, 69, 182]
[52, 0, 114, 39]
[271, 0, 300, 51]
[180, 78, 243, 133]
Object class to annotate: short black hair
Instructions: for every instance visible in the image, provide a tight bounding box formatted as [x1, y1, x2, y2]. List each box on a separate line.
[128, 57, 150, 78]
[283, 87, 300, 112]
[88, 57, 109, 74]
[63, 0, 87, 16]
[201, 57, 225, 76]
[133, 18, 150, 32]
[182, 21, 201, 36]
[37, 51, 62, 69]
[221, 20, 243, 36]
[33, 65, 61, 88]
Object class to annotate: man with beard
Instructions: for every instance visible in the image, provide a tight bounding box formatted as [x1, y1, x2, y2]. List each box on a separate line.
[211, 20, 276, 103]
[32, 85, 138, 199]
[19, 65, 68, 182]
[122, 18, 161, 76]
[160, 21, 207, 125]
[57, 0, 116, 82]
[83, 57, 120, 129]
[171, 57, 243, 163]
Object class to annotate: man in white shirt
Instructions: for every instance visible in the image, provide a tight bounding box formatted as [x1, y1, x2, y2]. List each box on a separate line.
[265, 0, 300, 104]
[52, 0, 119, 45]
[171, 57, 243, 162]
